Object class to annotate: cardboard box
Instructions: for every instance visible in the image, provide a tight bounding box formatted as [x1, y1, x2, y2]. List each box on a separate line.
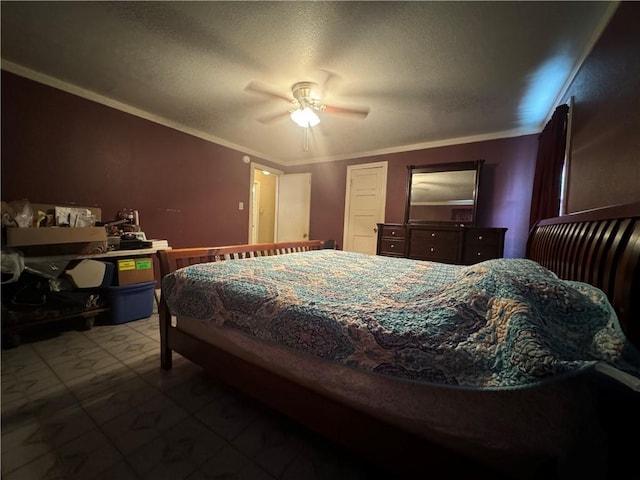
[5, 227, 107, 247]
[116, 257, 155, 285]
[4, 227, 108, 255]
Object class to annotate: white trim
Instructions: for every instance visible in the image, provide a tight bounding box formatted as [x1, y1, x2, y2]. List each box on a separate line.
[284, 127, 540, 167]
[250, 163, 283, 177]
[250, 181, 261, 244]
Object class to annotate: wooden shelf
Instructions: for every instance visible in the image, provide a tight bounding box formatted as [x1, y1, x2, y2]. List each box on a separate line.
[23, 247, 170, 263]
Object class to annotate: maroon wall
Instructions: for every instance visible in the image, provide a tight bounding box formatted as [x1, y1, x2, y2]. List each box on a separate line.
[561, 1, 640, 212]
[288, 134, 538, 258]
[2, 70, 538, 258]
[1, 71, 279, 248]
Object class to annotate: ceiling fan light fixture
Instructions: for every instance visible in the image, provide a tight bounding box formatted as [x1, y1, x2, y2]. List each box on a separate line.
[290, 107, 320, 128]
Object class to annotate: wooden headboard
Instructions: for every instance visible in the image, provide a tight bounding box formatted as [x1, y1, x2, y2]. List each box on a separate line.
[527, 202, 640, 347]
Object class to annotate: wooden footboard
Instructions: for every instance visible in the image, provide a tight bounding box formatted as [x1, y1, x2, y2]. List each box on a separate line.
[527, 202, 640, 347]
[158, 240, 323, 369]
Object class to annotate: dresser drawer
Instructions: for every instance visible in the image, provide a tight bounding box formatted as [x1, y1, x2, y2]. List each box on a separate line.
[381, 225, 406, 239]
[465, 229, 501, 248]
[409, 241, 459, 262]
[411, 228, 460, 245]
[409, 229, 461, 263]
[379, 239, 406, 257]
[463, 228, 505, 264]
[463, 245, 502, 264]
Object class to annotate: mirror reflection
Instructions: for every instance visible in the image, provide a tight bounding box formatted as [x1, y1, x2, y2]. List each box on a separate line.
[406, 160, 482, 225]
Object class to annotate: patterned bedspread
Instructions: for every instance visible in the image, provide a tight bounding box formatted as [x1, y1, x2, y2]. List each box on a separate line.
[162, 250, 640, 388]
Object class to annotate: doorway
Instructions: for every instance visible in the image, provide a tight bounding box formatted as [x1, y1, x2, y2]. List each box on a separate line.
[248, 163, 312, 244]
[251, 171, 276, 243]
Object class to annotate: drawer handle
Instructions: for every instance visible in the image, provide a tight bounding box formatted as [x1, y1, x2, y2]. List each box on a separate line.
[391, 231, 396, 236]
[430, 247, 435, 252]
[478, 235, 483, 241]
[431, 233, 436, 238]
[477, 252, 482, 256]
[390, 244, 395, 248]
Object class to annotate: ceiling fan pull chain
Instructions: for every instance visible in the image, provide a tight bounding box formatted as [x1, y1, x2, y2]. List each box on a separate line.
[303, 127, 309, 152]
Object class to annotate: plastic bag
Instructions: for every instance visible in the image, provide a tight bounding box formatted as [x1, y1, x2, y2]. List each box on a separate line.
[2, 199, 34, 228]
[1, 251, 25, 284]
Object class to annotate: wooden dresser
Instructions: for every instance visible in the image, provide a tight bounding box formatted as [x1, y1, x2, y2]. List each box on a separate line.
[376, 223, 507, 265]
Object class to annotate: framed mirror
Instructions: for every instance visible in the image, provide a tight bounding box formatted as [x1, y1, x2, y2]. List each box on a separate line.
[405, 160, 483, 225]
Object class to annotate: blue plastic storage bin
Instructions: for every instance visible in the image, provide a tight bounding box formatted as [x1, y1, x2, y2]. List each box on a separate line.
[107, 281, 156, 324]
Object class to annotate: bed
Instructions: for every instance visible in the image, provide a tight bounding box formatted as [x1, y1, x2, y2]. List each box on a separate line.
[158, 204, 640, 479]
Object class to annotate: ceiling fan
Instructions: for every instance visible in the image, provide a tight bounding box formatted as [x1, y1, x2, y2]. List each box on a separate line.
[245, 80, 370, 151]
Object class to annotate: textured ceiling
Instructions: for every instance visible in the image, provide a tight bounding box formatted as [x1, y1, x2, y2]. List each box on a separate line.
[1, 1, 616, 166]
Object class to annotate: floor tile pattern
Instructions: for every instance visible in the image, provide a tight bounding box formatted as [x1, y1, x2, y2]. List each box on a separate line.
[1, 307, 387, 479]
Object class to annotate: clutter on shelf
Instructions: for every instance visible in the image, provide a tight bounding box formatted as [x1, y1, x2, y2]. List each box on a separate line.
[1, 200, 168, 347]
[1, 201, 163, 253]
[1, 199, 106, 254]
[104, 208, 152, 250]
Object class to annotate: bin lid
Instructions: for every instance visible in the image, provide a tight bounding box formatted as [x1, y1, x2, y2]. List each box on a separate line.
[66, 259, 107, 288]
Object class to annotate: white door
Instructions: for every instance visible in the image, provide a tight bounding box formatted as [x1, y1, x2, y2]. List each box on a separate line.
[276, 173, 311, 242]
[343, 162, 388, 254]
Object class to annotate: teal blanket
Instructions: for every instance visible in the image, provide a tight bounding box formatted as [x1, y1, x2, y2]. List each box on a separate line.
[162, 250, 640, 388]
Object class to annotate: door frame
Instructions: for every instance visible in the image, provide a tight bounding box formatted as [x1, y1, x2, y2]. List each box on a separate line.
[342, 161, 388, 252]
[250, 180, 261, 243]
[248, 162, 284, 243]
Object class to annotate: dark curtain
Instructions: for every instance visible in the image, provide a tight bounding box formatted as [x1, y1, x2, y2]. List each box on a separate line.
[529, 104, 570, 229]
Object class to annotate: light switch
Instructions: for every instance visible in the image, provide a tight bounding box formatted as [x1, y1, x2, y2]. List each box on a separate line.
[238, 202, 244, 210]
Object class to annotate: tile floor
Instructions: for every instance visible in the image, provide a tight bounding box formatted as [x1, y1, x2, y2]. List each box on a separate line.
[1, 306, 388, 479]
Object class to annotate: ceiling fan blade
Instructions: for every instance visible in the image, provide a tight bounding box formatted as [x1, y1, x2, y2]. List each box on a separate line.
[323, 104, 370, 119]
[256, 111, 290, 125]
[245, 81, 292, 103]
[319, 69, 341, 98]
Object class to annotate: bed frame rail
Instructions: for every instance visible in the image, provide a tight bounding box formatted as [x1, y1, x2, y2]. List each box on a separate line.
[527, 202, 640, 346]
